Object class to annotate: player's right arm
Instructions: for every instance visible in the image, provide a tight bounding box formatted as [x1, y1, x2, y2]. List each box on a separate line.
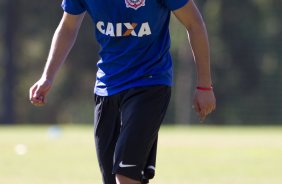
[29, 12, 85, 106]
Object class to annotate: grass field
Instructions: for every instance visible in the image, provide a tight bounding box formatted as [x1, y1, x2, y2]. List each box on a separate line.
[0, 125, 282, 184]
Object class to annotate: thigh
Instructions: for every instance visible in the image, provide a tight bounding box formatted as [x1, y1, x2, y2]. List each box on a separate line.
[112, 85, 171, 181]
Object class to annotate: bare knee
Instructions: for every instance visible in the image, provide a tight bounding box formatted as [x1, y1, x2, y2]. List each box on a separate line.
[115, 174, 141, 184]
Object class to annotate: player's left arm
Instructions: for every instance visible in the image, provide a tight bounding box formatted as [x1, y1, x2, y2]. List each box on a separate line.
[173, 0, 216, 121]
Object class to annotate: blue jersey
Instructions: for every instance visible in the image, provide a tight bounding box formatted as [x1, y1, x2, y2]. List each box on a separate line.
[62, 0, 189, 96]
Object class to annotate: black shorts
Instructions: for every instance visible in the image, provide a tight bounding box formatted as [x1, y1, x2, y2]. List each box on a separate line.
[94, 85, 171, 184]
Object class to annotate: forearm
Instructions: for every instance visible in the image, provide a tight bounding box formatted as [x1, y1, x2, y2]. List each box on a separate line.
[187, 22, 212, 87]
[42, 19, 80, 82]
[173, 0, 212, 87]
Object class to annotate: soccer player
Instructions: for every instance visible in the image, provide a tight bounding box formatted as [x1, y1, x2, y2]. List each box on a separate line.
[29, 0, 216, 183]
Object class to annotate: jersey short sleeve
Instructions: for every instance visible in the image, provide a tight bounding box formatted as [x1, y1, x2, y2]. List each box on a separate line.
[61, 0, 86, 15]
[162, 0, 189, 11]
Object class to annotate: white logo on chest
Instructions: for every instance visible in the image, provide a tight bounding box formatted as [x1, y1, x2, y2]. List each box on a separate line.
[125, 0, 145, 10]
[96, 21, 152, 37]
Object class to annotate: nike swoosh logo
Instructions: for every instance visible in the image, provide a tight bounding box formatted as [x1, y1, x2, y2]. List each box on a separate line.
[119, 161, 136, 168]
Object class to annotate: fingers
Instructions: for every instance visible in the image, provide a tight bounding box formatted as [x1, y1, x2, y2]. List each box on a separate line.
[31, 96, 46, 106]
[193, 103, 208, 123]
[29, 79, 52, 107]
[203, 104, 216, 115]
[195, 106, 212, 123]
[29, 84, 37, 100]
[30, 86, 46, 106]
[193, 91, 216, 123]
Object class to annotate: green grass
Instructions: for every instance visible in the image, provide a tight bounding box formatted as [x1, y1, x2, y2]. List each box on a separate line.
[0, 125, 282, 184]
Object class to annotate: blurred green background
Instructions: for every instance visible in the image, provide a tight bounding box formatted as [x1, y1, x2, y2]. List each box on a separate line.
[0, 0, 282, 125]
[1, 1, 282, 184]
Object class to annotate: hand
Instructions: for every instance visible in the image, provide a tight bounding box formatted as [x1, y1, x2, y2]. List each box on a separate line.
[29, 78, 52, 106]
[193, 89, 216, 122]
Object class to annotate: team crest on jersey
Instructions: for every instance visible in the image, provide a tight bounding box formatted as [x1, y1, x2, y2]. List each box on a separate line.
[125, 0, 145, 10]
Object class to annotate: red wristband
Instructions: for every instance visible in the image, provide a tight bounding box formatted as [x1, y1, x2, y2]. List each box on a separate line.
[196, 86, 213, 91]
